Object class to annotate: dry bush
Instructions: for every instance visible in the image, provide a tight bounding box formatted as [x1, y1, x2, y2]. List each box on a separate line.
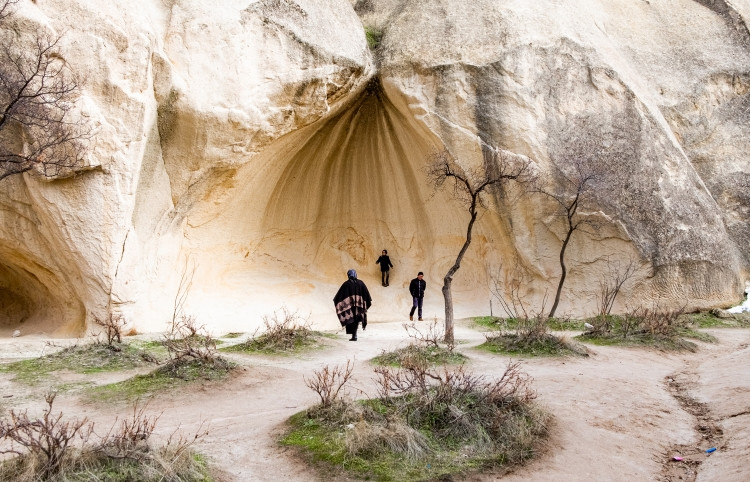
[256, 308, 313, 350]
[162, 315, 218, 364]
[345, 418, 430, 459]
[491, 257, 535, 320]
[93, 313, 127, 347]
[0, 394, 209, 481]
[627, 305, 686, 337]
[369, 361, 544, 459]
[596, 257, 646, 316]
[304, 360, 354, 408]
[97, 402, 159, 459]
[232, 308, 315, 353]
[403, 318, 453, 351]
[0, 392, 93, 479]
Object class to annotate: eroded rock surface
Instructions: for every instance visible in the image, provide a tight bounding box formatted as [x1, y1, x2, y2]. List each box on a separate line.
[0, 0, 748, 333]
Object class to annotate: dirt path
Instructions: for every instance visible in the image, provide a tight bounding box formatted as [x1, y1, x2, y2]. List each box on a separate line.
[0, 321, 748, 481]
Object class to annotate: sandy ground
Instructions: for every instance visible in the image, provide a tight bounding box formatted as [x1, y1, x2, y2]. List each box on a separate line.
[0, 319, 748, 481]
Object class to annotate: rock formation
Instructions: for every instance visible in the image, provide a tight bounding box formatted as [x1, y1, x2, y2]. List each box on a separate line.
[0, 0, 748, 334]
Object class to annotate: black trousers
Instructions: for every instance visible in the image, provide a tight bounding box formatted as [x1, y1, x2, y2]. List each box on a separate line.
[381, 270, 390, 285]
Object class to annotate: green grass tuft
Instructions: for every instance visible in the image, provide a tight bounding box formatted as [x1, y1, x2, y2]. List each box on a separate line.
[364, 25, 383, 49]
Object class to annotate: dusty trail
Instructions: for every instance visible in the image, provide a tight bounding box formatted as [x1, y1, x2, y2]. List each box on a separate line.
[0, 321, 748, 481]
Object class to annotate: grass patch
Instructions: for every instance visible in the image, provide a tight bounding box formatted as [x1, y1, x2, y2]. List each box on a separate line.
[88, 357, 235, 403]
[222, 308, 325, 355]
[372, 344, 468, 367]
[473, 316, 585, 331]
[221, 332, 244, 339]
[478, 333, 588, 357]
[284, 362, 549, 481]
[681, 311, 750, 328]
[576, 310, 713, 352]
[0, 343, 160, 385]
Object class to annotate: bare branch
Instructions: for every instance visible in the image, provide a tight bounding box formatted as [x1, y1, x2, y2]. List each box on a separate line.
[0, 6, 91, 181]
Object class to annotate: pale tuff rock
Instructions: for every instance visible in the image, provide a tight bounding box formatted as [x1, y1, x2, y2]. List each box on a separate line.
[0, 0, 747, 334]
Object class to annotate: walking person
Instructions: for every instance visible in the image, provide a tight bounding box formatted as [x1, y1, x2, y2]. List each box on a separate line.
[333, 269, 372, 341]
[375, 249, 393, 286]
[409, 271, 426, 321]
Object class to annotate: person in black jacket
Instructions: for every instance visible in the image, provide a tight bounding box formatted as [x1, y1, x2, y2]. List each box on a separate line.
[333, 269, 372, 341]
[409, 272, 426, 321]
[375, 249, 394, 286]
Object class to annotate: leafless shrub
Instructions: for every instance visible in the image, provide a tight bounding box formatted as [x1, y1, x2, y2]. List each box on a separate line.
[597, 257, 646, 316]
[171, 260, 196, 331]
[250, 308, 314, 351]
[374, 361, 535, 411]
[0, 392, 94, 478]
[0, 393, 209, 480]
[93, 313, 127, 347]
[97, 402, 159, 459]
[627, 305, 686, 337]
[304, 360, 354, 408]
[491, 256, 537, 320]
[515, 314, 551, 344]
[162, 315, 218, 364]
[403, 317, 453, 352]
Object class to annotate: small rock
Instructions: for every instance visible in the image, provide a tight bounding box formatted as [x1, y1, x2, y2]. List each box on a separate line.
[709, 308, 734, 319]
[11, 330, 21, 337]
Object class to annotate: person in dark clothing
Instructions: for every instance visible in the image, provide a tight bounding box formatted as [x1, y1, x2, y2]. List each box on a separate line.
[375, 249, 394, 286]
[333, 269, 372, 341]
[409, 271, 426, 321]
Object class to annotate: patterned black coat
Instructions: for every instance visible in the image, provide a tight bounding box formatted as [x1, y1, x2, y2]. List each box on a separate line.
[333, 278, 372, 331]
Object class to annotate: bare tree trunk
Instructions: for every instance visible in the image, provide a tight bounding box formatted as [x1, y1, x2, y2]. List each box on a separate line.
[548, 226, 574, 318]
[442, 205, 478, 344]
[442, 278, 454, 342]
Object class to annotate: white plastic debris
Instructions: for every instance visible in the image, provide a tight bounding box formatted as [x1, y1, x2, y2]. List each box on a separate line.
[727, 284, 750, 314]
[11, 330, 20, 337]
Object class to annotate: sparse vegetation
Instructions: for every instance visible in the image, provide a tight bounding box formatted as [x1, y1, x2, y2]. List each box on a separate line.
[93, 313, 127, 347]
[0, 341, 160, 385]
[478, 315, 589, 357]
[484, 273, 587, 357]
[474, 316, 586, 332]
[223, 308, 325, 354]
[578, 305, 714, 351]
[88, 318, 235, 403]
[88, 357, 235, 403]
[284, 360, 549, 481]
[0, 0, 92, 182]
[364, 25, 383, 49]
[372, 319, 467, 367]
[0, 393, 212, 481]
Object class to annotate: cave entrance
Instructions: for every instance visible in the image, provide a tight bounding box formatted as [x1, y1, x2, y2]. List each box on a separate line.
[0, 247, 84, 336]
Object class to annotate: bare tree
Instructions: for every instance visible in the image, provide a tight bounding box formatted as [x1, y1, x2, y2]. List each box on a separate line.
[535, 157, 605, 318]
[426, 147, 532, 344]
[0, 0, 90, 182]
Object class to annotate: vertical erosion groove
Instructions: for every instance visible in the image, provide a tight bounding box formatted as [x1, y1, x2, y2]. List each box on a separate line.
[262, 78, 438, 261]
